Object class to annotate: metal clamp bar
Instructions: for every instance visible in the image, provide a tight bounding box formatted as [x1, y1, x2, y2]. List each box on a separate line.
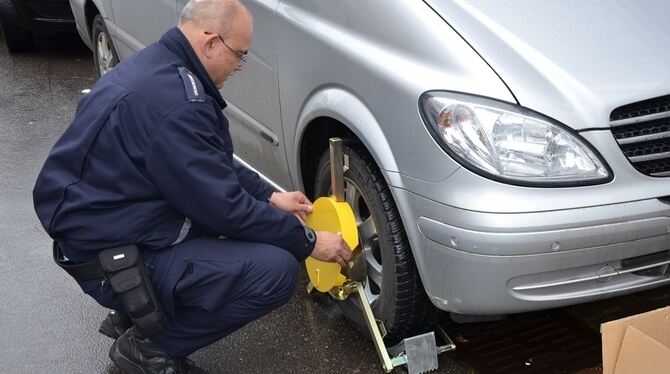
[355, 281, 395, 372]
[330, 138, 345, 203]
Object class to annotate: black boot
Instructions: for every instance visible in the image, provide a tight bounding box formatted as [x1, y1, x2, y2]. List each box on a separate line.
[99, 310, 133, 339]
[109, 326, 206, 374]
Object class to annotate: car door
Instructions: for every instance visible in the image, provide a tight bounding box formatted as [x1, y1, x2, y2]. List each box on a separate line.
[110, 0, 178, 58]
[176, 0, 292, 190]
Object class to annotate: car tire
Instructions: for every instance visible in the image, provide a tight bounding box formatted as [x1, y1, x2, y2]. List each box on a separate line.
[0, 0, 33, 53]
[314, 143, 434, 345]
[91, 15, 118, 78]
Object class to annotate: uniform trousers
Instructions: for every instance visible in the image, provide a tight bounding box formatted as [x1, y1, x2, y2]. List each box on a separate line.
[78, 237, 299, 357]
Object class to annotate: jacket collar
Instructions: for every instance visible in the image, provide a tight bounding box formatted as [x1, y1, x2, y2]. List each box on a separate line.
[159, 27, 227, 109]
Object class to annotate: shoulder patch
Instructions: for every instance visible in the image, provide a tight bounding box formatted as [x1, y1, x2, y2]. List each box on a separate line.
[178, 67, 206, 103]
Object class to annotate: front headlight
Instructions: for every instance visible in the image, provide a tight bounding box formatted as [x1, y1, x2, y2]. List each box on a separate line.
[419, 91, 611, 186]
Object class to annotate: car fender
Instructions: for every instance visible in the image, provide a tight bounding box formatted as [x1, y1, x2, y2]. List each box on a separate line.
[70, 0, 112, 49]
[69, 0, 90, 47]
[292, 85, 399, 186]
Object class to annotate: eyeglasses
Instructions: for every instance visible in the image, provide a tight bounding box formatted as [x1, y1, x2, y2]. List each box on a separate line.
[215, 33, 248, 66]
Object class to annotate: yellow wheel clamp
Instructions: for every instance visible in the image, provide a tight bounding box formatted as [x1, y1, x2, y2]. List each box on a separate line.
[304, 138, 455, 374]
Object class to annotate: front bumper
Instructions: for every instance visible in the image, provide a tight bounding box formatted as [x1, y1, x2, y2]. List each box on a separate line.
[391, 185, 670, 315]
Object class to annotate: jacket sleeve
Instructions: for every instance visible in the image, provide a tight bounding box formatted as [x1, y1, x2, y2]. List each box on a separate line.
[145, 103, 314, 261]
[232, 159, 274, 202]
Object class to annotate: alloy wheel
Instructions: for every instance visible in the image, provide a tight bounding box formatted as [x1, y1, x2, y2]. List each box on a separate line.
[96, 31, 114, 76]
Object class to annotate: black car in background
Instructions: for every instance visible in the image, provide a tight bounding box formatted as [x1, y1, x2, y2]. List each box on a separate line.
[0, 0, 75, 52]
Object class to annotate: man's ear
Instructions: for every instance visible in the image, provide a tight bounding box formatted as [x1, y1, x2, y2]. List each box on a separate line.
[199, 33, 219, 59]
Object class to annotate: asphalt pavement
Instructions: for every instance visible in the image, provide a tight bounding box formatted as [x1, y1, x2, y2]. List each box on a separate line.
[1, 32, 668, 374]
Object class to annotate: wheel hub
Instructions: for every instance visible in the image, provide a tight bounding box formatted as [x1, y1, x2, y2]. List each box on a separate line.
[97, 32, 113, 76]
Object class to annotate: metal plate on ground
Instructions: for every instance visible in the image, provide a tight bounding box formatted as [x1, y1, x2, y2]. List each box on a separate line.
[405, 332, 439, 374]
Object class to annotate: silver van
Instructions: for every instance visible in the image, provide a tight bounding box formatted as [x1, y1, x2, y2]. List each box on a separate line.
[70, 0, 670, 343]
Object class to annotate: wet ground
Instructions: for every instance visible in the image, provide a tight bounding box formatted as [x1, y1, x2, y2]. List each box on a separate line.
[0, 32, 668, 374]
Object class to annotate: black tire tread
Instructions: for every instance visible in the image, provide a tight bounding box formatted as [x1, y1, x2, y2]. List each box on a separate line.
[316, 144, 435, 344]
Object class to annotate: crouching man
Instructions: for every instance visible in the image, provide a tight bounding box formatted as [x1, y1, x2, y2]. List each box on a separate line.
[33, 0, 351, 372]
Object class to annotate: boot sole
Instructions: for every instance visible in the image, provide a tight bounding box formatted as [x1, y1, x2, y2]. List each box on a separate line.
[99, 324, 120, 339]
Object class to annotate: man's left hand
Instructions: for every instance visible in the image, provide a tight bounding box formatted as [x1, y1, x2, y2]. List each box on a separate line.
[269, 191, 313, 224]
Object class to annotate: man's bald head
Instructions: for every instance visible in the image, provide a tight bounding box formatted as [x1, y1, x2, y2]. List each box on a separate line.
[179, 0, 248, 39]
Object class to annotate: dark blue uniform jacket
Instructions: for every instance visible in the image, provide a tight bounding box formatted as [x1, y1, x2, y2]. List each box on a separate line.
[33, 27, 314, 262]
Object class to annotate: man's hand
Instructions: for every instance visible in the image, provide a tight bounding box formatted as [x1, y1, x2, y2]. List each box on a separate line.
[310, 231, 352, 266]
[269, 191, 313, 224]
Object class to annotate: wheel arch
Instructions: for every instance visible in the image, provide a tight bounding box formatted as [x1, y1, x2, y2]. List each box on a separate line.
[295, 86, 398, 199]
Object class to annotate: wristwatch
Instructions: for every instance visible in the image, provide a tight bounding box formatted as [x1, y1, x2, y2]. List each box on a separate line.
[304, 226, 316, 244]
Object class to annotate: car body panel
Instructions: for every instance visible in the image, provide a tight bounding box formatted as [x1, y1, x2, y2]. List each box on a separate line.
[392, 185, 670, 313]
[425, 0, 670, 130]
[276, 0, 514, 184]
[11, 0, 75, 35]
[222, 0, 293, 189]
[107, 0, 175, 59]
[69, 0, 670, 315]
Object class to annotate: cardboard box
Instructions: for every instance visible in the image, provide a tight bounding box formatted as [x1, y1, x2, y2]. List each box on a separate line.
[601, 306, 670, 374]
